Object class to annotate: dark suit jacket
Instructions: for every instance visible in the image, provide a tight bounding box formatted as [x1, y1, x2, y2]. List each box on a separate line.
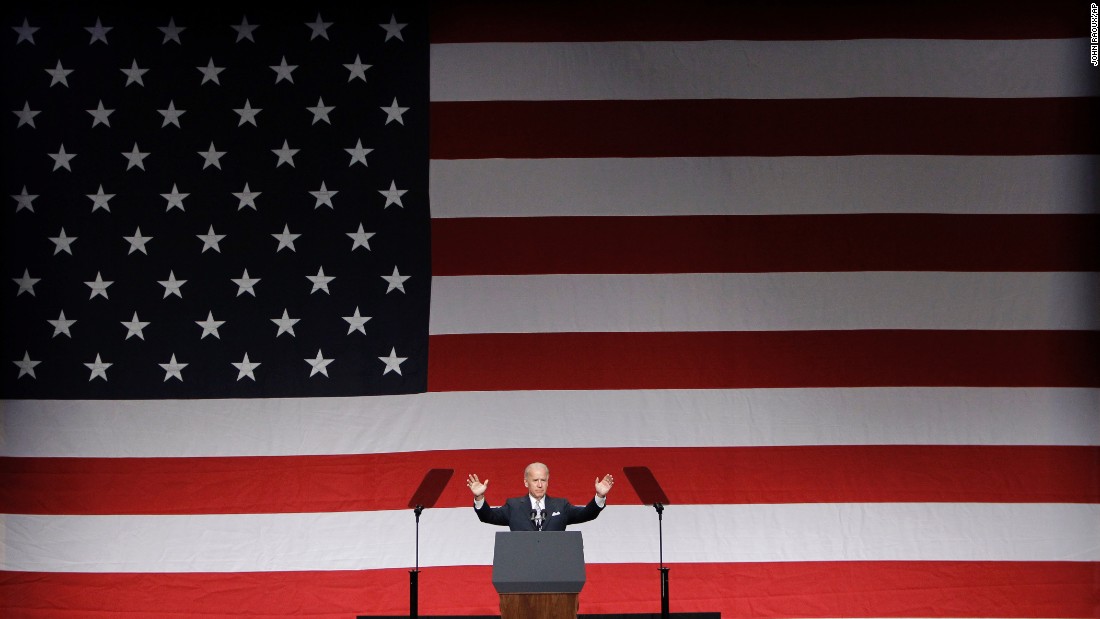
[475, 495, 603, 531]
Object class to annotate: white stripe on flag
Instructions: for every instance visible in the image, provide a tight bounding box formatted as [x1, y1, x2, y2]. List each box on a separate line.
[4, 388, 1097, 458]
[430, 39, 1098, 101]
[429, 272, 1100, 334]
[429, 156, 1100, 218]
[5, 503, 1097, 573]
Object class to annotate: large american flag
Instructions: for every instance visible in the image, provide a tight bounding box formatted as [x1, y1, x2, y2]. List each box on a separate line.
[3, 2, 1098, 618]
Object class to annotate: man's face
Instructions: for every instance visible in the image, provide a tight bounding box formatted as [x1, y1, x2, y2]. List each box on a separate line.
[524, 466, 549, 500]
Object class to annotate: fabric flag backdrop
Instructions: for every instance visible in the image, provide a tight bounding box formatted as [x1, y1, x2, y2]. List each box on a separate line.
[3, 1, 1099, 618]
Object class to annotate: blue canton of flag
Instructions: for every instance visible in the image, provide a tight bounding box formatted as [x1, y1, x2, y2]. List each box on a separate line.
[2, 5, 430, 399]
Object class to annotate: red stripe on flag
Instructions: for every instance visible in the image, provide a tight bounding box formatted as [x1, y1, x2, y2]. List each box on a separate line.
[427, 331, 1100, 391]
[432, 214, 1100, 275]
[3, 561, 1095, 618]
[3, 446, 1095, 515]
[430, 0, 1087, 42]
[430, 99, 1098, 159]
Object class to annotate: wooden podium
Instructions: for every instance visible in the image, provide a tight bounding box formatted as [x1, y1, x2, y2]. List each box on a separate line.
[499, 592, 578, 619]
[491, 532, 585, 619]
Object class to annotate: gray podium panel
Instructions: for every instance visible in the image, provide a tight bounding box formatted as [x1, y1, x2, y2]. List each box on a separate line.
[491, 531, 586, 594]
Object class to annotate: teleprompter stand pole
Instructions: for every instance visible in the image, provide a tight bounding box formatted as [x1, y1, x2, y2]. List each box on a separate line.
[407, 469, 454, 619]
[623, 466, 672, 619]
[411, 504, 423, 618]
[657, 502, 669, 619]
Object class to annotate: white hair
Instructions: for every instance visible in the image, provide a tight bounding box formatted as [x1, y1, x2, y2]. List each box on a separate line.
[524, 462, 549, 479]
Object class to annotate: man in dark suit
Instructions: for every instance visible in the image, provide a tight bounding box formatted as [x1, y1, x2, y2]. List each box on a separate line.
[467, 462, 614, 531]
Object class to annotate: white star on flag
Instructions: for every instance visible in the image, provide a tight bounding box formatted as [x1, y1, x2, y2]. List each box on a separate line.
[124, 227, 153, 255]
[12, 186, 37, 212]
[307, 267, 335, 294]
[158, 101, 186, 127]
[198, 143, 226, 169]
[272, 140, 299, 167]
[46, 60, 73, 87]
[122, 143, 150, 170]
[382, 266, 410, 294]
[272, 224, 300, 252]
[381, 97, 408, 125]
[158, 271, 186, 298]
[343, 307, 372, 335]
[234, 100, 261, 126]
[88, 185, 114, 211]
[84, 354, 111, 381]
[233, 183, 261, 210]
[231, 269, 260, 297]
[270, 56, 297, 84]
[305, 350, 334, 377]
[85, 272, 112, 300]
[13, 102, 40, 128]
[49, 144, 76, 171]
[48, 310, 76, 338]
[159, 354, 188, 381]
[379, 180, 407, 208]
[85, 18, 112, 45]
[307, 97, 335, 125]
[120, 60, 148, 86]
[347, 224, 375, 251]
[158, 18, 185, 44]
[271, 309, 299, 337]
[344, 55, 371, 82]
[13, 270, 39, 296]
[196, 312, 226, 339]
[305, 14, 333, 40]
[310, 181, 338, 208]
[13, 18, 38, 45]
[232, 353, 261, 381]
[161, 184, 189, 211]
[87, 101, 114, 127]
[379, 347, 406, 375]
[197, 226, 226, 253]
[121, 312, 151, 340]
[13, 351, 41, 379]
[379, 14, 406, 41]
[197, 58, 225, 85]
[48, 228, 77, 255]
[345, 139, 373, 167]
[232, 16, 258, 42]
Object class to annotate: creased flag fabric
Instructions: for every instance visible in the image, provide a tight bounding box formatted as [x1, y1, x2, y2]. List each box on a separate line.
[3, 2, 1099, 619]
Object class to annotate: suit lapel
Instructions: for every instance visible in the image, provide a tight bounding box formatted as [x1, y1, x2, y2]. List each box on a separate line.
[542, 496, 557, 530]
